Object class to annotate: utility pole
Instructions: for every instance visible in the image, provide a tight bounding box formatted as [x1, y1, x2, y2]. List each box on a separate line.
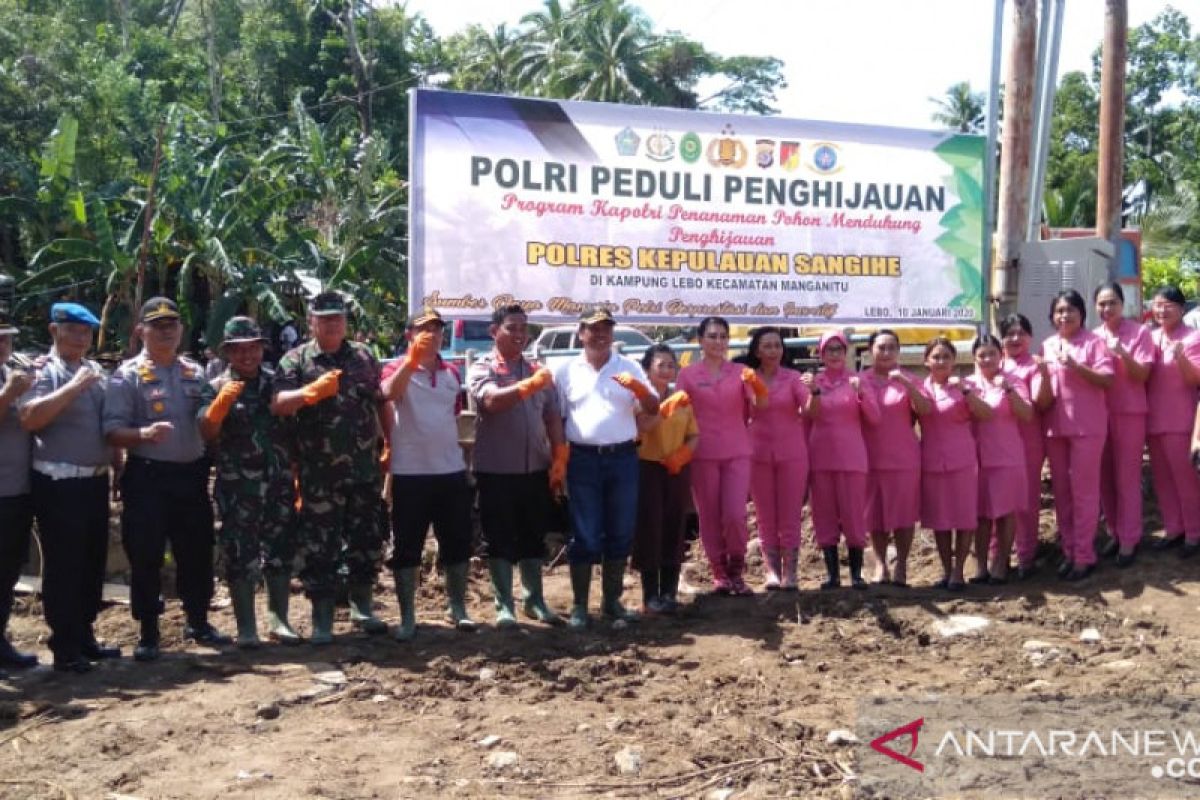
[1096, 0, 1127, 250]
[992, 0, 1038, 322]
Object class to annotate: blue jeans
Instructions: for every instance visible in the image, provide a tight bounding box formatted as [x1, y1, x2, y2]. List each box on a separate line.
[566, 444, 639, 564]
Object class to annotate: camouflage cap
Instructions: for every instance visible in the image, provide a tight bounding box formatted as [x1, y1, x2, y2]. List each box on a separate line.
[409, 305, 444, 328]
[0, 310, 16, 336]
[309, 291, 347, 317]
[579, 305, 616, 325]
[221, 316, 266, 346]
[141, 296, 180, 323]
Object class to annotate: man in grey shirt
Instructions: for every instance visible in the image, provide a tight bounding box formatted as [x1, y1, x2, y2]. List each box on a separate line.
[104, 297, 230, 661]
[20, 302, 121, 673]
[0, 310, 36, 672]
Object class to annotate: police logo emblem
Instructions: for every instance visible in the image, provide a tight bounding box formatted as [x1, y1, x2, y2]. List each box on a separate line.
[706, 124, 748, 169]
[756, 139, 775, 168]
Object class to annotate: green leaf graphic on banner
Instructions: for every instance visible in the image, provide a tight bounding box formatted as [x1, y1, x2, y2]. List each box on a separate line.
[934, 134, 986, 321]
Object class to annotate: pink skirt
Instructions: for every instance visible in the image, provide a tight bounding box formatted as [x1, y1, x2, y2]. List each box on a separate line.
[865, 469, 920, 531]
[921, 466, 979, 531]
[978, 464, 1027, 519]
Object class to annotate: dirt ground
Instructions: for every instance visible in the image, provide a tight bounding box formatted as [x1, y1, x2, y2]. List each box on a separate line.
[3, 487, 1200, 800]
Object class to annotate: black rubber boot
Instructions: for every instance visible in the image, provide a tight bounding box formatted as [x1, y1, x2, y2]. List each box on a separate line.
[820, 547, 841, 591]
[848, 548, 868, 590]
[640, 569, 659, 608]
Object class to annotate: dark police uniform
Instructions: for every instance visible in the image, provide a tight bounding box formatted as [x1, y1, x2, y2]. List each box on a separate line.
[0, 310, 35, 670]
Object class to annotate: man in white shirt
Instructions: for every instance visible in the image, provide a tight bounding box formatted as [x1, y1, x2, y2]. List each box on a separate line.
[553, 307, 658, 628]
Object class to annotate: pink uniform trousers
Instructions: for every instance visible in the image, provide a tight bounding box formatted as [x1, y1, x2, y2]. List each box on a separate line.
[1014, 429, 1045, 568]
[811, 470, 867, 548]
[750, 459, 808, 551]
[1100, 413, 1147, 549]
[865, 469, 920, 532]
[1045, 434, 1106, 567]
[690, 457, 752, 576]
[1148, 433, 1200, 542]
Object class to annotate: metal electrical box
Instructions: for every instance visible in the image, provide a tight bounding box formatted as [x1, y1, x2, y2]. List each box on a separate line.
[1017, 238, 1114, 347]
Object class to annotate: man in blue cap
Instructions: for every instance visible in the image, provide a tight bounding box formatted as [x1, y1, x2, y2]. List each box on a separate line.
[104, 297, 230, 661]
[0, 310, 37, 673]
[20, 302, 121, 672]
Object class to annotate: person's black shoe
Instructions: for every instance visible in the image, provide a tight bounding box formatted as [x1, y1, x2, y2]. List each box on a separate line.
[81, 639, 122, 660]
[1066, 564, 1095, 582]
[1116, 553, 1137, 569]
[184, 622, 232, 646]
[1181, 542, 1200, 560]
[1153, 535, 1184, 551]
[0, 638, 38, 669]
[133, 640, 160, 662]
[1056, 559, 1073, 579]
[1016, 565, 1038, 581]
[52, 657, 94, 674]
[1099, 538, 1120, 559]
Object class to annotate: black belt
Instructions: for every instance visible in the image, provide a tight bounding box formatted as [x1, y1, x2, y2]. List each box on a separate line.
[569, 440, 636, 455]
[127, 455, 208, 474]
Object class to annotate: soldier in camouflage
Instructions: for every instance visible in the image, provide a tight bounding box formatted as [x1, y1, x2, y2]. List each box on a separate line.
[271, 292, 387, 644]
[198, 316, 301, 648]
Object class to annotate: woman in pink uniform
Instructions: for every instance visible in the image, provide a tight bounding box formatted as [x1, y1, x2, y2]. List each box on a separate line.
[745, 327, 815, 590]
[966, 334, 1032, 584]
[1041, 289, 1114, 581]
[1094, 282, 1153, 566]
[807, 330, 879, 590]
[1000, 313, 1052, 579]
[859, 329, 930, 587]
[677, 316, 769, 594]
[1146, 286, 1200, 557]
[922, 337, 990, 590]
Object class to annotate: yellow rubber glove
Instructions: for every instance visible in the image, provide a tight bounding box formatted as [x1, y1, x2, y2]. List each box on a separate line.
[548, 443, 570, 494]
[658, 390, 690, 418]
[741, 367, 769, 400]
[661, 443, 694, 476]
[612, 372, 653, 401]
[404, 331, 439, 370]
[301, 369, 342, 405]
[516, 367, 553, 400]
[203, 381, 244, 425]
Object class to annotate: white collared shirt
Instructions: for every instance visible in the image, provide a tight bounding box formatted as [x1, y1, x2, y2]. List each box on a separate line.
[553, 352, 653, 446]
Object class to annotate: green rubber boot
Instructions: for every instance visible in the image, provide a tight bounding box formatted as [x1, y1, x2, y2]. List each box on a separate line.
[444, 562, 477, 632]
[348, 583, 388, 634]
[229, 578, 261, 649]
[569, 562, 592, 629]
[264, 573, 302, 645]
[601, 560, 639, 623]
[393, 567, 418, 642]
[488, 559, 518, 629]
[519, 559, 562, 625]
[310, 597, 335, 645]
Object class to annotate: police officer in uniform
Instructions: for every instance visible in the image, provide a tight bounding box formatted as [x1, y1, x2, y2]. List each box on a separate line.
[198, 316, 301, 648]
[0, 310, 36, 672]
[272, 291, 386, 644]
[20, 303, 121, 672]
[104, 297, 230, 661]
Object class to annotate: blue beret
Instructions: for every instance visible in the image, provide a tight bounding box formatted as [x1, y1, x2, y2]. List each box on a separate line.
[50, 302, 101, 327]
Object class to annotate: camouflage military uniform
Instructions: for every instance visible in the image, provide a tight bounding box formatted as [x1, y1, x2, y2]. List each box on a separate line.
[198, 367, 295, 582]
[274, 339, 384, 598]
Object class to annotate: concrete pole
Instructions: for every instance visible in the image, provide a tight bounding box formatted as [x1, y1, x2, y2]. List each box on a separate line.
[1096, 0, 1127, 250]
[993, 0, 1038, 322]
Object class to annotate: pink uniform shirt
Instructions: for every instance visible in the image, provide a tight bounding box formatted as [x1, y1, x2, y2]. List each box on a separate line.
[1041, 328, 1114, 438]
[677, 360, 752, 460]
[749, 367, 810, 463]
[859, 368, 924, 470]
[808, 369, 880, 473]
[1147, 325, 1200, 435]
[966, 370, 1029, 468]
[920, 377, 977, 472]
[1002, 354, 1045, 441]
[1094, 319, 1153, 415]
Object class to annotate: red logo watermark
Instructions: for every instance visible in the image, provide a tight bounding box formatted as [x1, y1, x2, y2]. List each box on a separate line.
[870, 718, 925, 772]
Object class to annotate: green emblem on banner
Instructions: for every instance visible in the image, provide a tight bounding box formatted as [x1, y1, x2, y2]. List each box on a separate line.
[679, 132, 701, 163]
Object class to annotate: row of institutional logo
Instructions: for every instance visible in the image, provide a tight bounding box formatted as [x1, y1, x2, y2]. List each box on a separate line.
[613, 124, 843, 174]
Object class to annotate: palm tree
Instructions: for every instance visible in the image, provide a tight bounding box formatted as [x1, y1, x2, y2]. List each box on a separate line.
[455, 23, 522, 93]
[516, 0, 573, 95]
[930, 81, 985, 133]
[556, 0, 658, 104]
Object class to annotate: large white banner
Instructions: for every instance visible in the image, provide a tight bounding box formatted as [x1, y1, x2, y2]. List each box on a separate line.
[409, 89, 985, 326]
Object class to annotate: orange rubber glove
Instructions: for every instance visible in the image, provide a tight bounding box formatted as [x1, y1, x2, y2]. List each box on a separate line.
[612, 372, 653, 400]
[548, 443, 570, 494]
[301, 369, 341, 405]
[203, 381, 243, 425]
[741, 367, 769, 400]
[658, 390, 690, 418]
[516, 367, 553, 400]
[661, 443, 693, 476]
[404, 331, 439, 369]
